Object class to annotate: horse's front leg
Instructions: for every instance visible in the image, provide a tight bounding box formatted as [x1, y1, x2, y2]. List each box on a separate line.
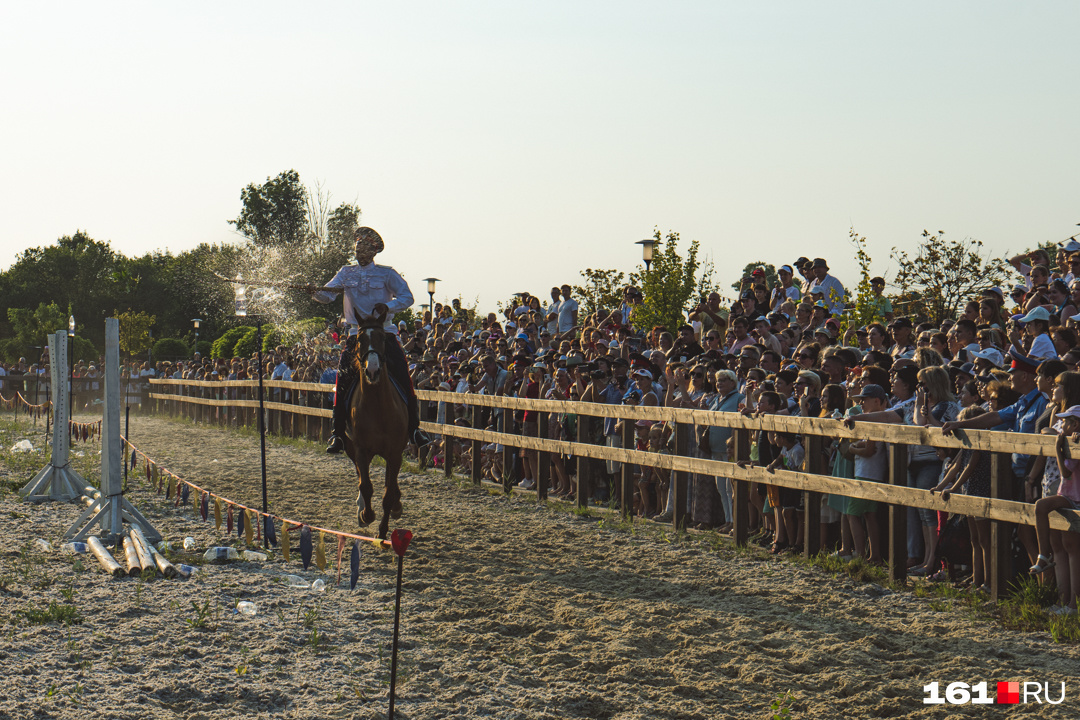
[378, 452, 403, 539]
[356, 452, 376, 527]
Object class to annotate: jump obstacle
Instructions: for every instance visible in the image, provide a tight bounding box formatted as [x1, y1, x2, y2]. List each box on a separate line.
[61, 317, 161, 545]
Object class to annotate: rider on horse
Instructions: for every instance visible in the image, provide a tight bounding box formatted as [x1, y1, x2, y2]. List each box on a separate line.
[305, 227, 420, 453]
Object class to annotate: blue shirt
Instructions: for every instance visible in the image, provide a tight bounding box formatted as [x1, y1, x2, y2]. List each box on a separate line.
[996, 388, 1049, 478]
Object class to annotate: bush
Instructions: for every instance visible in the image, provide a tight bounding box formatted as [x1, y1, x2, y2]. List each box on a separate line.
[210, 326, 254, 359]
[232, 327, 261, 359]
[195, 339, 213, 358]
[152, 337, 190, 360]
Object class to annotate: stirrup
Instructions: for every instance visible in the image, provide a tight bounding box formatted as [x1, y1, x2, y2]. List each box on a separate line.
[326, 436, 344, 454]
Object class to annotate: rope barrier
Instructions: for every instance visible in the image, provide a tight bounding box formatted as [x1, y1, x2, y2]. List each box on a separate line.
[120, 438, 393, 573]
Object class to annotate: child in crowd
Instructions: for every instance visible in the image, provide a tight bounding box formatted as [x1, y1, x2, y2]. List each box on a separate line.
[844, 384, 888, 562]
[932, 406, 991, 590]
[766, 431, 804, 553]
[1029, 405, 1080, 614]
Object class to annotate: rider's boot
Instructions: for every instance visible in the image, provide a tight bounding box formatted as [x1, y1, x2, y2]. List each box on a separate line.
[326, 348, 357, 454]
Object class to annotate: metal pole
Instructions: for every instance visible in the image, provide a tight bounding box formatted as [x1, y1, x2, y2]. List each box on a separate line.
[124, 405, 130, 485]
[388, 553, 404, 720]
[257, 320, 269, 549]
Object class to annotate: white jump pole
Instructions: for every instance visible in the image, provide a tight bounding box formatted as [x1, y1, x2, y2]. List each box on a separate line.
[65, 318, 161, 544]
[21, 330, 86, 502]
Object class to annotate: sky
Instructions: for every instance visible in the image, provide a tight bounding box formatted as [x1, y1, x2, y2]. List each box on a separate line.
[2, 1, 1077, 311]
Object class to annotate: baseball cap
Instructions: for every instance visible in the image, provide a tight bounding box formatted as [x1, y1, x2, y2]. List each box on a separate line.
[852, 384, 887, 401]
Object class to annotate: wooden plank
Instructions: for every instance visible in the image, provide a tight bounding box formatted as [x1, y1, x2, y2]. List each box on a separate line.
[576, 411, 590, 509]
[621, 418, 635, 520]
[732, 428, 751, 547]
[471, 405, 483, 486]
[803, 434, 823, 557]
[673, 423, 689, 530]
[500, 409, 513, 494]
[887, 444, 909, 583]
[989, 452, 1013, 603]
[417, 420, 1080, 533]
[537, 413, 549, 502]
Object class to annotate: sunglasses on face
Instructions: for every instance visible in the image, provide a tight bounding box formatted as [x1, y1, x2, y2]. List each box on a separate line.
[798, 353, 812, 359]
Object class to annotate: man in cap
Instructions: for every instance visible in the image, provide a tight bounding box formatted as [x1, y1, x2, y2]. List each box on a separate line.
[307, 227, 419, 453]
[806, 258, 846, 315]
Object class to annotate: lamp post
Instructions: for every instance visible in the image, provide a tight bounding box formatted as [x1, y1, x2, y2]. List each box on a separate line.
[234, 278, 270, 548]
[422, 277, 440, 317]
[635, 238, 656, 275]
[68, 315, 75, 421]
[192, 318, 202, 360]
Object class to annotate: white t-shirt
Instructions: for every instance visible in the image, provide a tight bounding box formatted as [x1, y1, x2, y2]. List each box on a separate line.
[545, 302, 561, 334]
[557, 298, 579, 333]
[1029, 333, 1058, 361]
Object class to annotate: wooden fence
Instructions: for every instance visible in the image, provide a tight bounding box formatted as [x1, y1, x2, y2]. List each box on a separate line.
[143, 379, 1080, 601]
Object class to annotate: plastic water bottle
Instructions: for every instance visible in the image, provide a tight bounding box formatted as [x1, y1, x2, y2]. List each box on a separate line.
[60, 542, 88, 554]
[242, 550, 267, 561]
[285, 575, 310, 589]
[176, 564, 200, 578]
[311, 579, 326, 592]
[236, 601, 257, 616]
[203, 547, 239, 562]
[34, 539, 53, 552]
[183, 537, 196, 551]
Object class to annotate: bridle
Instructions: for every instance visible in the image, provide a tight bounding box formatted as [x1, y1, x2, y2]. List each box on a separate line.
[358, 326, 385, 380]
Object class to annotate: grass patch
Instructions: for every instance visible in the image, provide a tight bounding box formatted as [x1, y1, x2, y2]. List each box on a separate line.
[15, 601, 83, 626]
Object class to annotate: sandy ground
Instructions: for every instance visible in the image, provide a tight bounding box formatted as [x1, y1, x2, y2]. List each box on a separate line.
[1, 412, 1079, 720]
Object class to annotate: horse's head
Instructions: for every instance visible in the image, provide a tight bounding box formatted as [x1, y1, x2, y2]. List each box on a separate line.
[352, 306, 389, 384]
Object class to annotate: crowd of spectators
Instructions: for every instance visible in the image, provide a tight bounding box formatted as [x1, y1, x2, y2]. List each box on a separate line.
[397, 249, 1080, 615]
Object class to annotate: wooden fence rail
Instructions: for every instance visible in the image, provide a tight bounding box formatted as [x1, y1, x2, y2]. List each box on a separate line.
[137, 379, 1080, 600]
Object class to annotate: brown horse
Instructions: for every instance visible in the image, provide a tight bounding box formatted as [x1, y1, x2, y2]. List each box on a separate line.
[343, 307, 407, 539]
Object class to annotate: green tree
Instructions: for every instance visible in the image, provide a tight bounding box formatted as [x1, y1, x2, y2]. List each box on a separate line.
[0, 231, 121, 349]
[229, 170, 310, 248]
[573, 268, 626, 316]
[116, 310, 156, 358]
[891, 231, 1010, 325]
[6, 301, 67, 356]
[152, 337, 191, 360]
[628, 230, 702, 332]
[838, 228, 887, 338]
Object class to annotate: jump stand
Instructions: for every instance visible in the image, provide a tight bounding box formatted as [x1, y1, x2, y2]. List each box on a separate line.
[65, 318, 161, 545]
[21, 331, 86, 502]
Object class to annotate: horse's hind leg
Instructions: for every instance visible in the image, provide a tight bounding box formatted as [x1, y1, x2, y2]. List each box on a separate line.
[356, 455, 377, 527]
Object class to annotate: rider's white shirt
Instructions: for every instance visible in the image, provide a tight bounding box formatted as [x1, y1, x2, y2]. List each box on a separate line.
[313, 262, 414, 335]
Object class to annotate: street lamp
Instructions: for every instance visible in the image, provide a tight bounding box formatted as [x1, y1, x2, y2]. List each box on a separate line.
[635, 238, 656, 274]
[422, 277, 440, 316]
[191, 319, 202, 360]
[233, 277, 270, 548]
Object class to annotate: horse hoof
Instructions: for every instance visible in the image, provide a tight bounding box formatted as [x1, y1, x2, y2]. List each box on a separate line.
[390, 502, 402, 519]
[358, 507, 376, 526]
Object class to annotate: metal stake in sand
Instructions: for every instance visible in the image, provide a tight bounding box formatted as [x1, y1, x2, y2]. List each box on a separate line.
[234, 277, 271, 548]
[21, 330, 86, 502]
[65, 318, 161, 545]
[387, 529, 413, 720]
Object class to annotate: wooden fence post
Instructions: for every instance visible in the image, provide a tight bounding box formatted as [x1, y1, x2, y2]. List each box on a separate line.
[672, 422, 689, 529]
[732, 427, 751, 547]
[887, 443, 909, 584]
[443, 398, 454, 480]
[803, 434, 823, 557]
[575, 411, 590, 509]
[536, 412, 549, 501]
[471, 405, 483, 486]
[621, 419, 635, 520]
[988, 452, 1013, 602]
[500, 408, 513, 493]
